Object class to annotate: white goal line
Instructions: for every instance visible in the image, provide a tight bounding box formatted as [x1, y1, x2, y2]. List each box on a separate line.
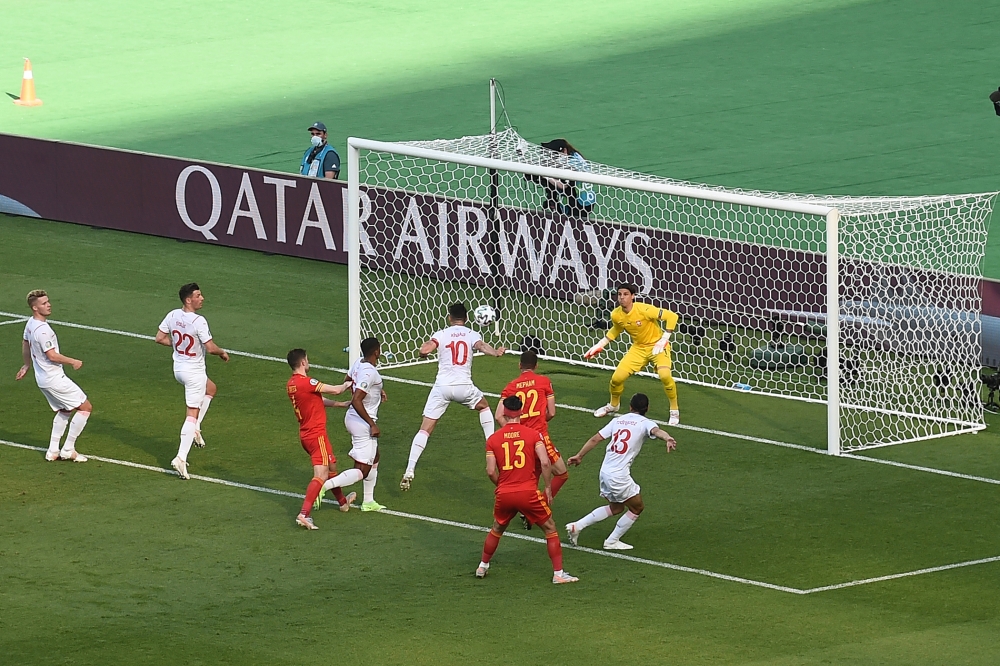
[3, 437, 997, 595]
[3, 310, 998, 488]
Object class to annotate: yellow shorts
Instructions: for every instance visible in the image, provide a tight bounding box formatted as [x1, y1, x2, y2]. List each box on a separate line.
[616, 344, 671, 375]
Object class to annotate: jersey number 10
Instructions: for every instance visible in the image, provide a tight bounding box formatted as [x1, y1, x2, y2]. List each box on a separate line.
[446, 340, 469, 365]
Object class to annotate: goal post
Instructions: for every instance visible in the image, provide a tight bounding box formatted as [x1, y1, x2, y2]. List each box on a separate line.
[347, 130, 992, 454]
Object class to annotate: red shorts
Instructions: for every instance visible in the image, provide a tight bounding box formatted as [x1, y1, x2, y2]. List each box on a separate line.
[542, 433, 561, 464]
[493, 489, 552, 528]
[301, 433, 335, 466]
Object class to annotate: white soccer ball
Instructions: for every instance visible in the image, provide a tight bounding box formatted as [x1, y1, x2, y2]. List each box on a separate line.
[473, 304, 497, 327]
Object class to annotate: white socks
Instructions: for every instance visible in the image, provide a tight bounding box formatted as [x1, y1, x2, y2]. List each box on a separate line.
[575, 505, 614, 531]
[49, 412, 71, 453]
[363, 464, 378, 503]
[322, 468, 364, 491]
[478, 408, 495, 438]
[607, 510, 640, 542]
[406, 431, 429, 474]
[196, 395, 212, 428]
[62, 411, 90, 452]
[177, 416, 197, 462]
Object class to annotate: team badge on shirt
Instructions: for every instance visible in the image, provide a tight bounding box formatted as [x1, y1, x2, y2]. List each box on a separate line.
[309, 378, 319, 386]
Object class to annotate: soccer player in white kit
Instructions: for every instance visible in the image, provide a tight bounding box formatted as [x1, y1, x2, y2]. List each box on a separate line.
[565, 393, 677, 550]
[400, 303, 506, 491]
[15, 290, 93, 462]
[321, 337, 387, 511]
[154, 283, 230, 480]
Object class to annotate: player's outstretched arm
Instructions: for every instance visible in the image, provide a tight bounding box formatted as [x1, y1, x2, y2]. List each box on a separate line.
[651, 427, 677, 452]
[583, 336, 611, 359]
[205, 340, 230, 362]
[44, 348, 82, 371]
[485, 452, 499, 486]
[16, 340, 30, 380]
[320, 379, 353, 396]
[473, 340, 506, 357]
[568, 433, 605, 466]
[418, 339, 438, 359]
[154, 330, 172, 347]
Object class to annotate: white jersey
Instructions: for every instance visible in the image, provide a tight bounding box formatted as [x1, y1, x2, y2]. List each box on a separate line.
[598, 413, 659, 477]
[431, 325, 482, 386]
[23, 318, 66, 387]
[158, 309, 213, 373]
[347, 358, 383, 422]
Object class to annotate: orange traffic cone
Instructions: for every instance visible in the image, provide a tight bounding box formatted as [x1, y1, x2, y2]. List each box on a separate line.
[13, 58, 42, 106]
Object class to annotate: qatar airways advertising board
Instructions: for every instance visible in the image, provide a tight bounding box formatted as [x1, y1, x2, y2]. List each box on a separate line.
[1, 132, 996, 319]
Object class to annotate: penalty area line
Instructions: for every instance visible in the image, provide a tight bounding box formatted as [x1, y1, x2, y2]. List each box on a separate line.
[4, 311, 999, 486]
[4, 438, 999, 594]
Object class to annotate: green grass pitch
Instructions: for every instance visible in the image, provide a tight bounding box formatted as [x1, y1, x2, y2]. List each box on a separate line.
[4, 0, 1000, 663]
[5, 212, 1000, 665]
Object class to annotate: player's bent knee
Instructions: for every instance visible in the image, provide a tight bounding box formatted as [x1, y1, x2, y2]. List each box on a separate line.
[78, 401, 93, 412]
[538, 517, 557, 533]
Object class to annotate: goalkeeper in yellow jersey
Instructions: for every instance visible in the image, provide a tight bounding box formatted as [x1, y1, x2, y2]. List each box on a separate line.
[583, 283, 680, 425]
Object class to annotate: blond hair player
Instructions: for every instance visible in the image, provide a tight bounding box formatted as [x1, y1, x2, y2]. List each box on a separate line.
[583, 283, 680, 425]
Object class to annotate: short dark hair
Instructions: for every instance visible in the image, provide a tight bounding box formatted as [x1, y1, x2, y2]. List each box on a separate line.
[179, 282, 200, 303]
[519, 350, 538, 369]
[629, 393, 650, 415]
[503, 395, 523, 411]
[361, 337, 380, 358]
[287, 348, 307, 369]
[617, 283, 638, 295]
[448, 303, 468, 322]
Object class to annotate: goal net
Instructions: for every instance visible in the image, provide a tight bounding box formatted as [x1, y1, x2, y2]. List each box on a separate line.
[346, 129, 995, 454]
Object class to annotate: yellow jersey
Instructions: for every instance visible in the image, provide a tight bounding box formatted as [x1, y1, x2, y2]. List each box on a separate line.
[607, 302, 678, 347]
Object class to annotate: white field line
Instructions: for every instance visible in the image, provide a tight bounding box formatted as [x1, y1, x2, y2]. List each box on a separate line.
[6, 311, 1000, 485]
[8, 311, 1000, 487]
[4, 437, 999, 594]
[0, 315, 28, 326]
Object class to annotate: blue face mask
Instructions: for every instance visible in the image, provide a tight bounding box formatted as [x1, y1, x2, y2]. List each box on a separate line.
[310, 135, 323, 147]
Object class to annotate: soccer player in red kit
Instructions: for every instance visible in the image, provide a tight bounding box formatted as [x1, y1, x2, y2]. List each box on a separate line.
[477, 395, 578, 584]
[496, 350, 569, 529]
[286, 348, 354, 530]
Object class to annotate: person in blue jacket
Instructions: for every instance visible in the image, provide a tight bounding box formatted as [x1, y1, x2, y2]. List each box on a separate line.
[526, 138, 595, 218]
[301, 122, 340, 179]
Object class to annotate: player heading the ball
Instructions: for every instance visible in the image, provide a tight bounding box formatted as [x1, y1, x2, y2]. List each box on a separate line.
[584, 283, 681, 425]
[496, 350, 569, 529]
[16, 290, 93, 462]
[400, 303, 506, 491]
[477, 395, 578, 584]
[286, 347, 355, 530]
[565, 393, 676, 550]
[155, 283, 229, 480]
[320, 337, 388, 513]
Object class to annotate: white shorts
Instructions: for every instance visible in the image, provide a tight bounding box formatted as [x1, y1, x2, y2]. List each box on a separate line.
[421, 383, 484, 420]
[599, 472, 641, 504]
[345, 415, 378, 465]
[174, 368, 208, 408]
[39, 376, 87, 412]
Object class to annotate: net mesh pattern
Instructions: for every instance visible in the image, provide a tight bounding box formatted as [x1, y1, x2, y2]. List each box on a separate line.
[354, 130, 995, 451]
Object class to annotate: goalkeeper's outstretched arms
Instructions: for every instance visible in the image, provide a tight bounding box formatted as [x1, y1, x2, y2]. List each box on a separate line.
[583, 337, 611, 359]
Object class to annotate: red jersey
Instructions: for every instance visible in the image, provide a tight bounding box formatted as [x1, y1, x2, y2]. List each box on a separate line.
[287, 373, 328, 438]
[500, 371, 554, 435]
[486, 423, 545, 494]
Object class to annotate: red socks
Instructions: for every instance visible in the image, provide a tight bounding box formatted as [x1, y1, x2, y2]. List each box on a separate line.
[481, 529, 502, 564]
[551, 471, 569, 498]
[302, 477, 323, 516]
[545, 531, 563, 571]
[332, 487, 347, 506]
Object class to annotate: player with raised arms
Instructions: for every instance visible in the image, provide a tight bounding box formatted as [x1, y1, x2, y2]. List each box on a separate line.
[16, 290, 93, 462]
[583, 283, 681, 425]
[495, 350, 569, 529]
[286, 348, 355, 530]
[154, 282, 229, 480]
[319, 337, 388, 513]
[565, 392, 676, 550]
[476, 395, 579, 584]
[400, 302, 506, 491]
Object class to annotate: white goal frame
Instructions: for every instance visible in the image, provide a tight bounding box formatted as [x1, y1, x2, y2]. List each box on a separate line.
[346, 136, 848, 455]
